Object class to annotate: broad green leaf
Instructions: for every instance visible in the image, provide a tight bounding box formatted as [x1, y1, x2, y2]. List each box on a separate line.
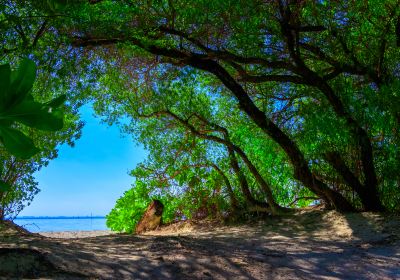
[46, 0, 68, 13]
[1, 100, 64, 131]
[9, 59, 36, 107]
[0, 64, 11, 109]
[0, 126, 40, 159]
[0, 120, 13, 126]
[45, 94, 66, 108]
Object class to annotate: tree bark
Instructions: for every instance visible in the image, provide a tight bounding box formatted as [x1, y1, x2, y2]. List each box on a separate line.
[184, 58, 354, 211]
[135, 200, 164, 234]
[308, 78, 382, 211]
[278, 3, 382, 211]
[0, 207, 4, 221]
[325, 152, 384, 211]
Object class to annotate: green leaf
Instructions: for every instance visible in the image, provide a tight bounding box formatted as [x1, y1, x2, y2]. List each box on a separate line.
[46, 0, 68, 13]
[0, 64, 11, 109]
[9, 59, 36, 107]
[2, 100, 64, 131]
[45, 94, 66, 108]
[0, 126, 40, 159]
[0, 180, 12, 192]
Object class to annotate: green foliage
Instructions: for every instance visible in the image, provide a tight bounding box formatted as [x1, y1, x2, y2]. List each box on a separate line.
[3, 0, 400, 225]
[0, 163, 39, 220]
[106, 183, 149, 233]
[0, 2, 86, 219]
[0, 59, 65, 159]
[0, 58, 65, 194]
[106, 181, 183, 233]
[30, 0, 76, 14]
[67, 1, 400, 212]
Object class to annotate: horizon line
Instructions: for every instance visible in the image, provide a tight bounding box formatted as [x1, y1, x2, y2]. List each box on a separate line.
[15, 215, 106, 219]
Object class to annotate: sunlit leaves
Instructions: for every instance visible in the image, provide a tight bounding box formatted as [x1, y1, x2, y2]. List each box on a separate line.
[106, 182, 151, 233]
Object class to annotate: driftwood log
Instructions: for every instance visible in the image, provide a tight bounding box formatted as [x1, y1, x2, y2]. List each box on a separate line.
[135, 200, 164, 234]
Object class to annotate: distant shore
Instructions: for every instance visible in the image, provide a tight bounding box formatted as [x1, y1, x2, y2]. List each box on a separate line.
[39, 230, 115, 239]
[15, 216, 106, 219]
[14, 216, 109, 232]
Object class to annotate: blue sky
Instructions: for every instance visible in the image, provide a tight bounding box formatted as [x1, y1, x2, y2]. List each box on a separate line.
[19, 105, 147, 217]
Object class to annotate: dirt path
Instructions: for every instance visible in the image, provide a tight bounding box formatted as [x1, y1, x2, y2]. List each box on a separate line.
[1, 211, 399, 279]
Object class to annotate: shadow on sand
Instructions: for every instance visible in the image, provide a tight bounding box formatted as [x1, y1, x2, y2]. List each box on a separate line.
[1, 211, 399, 279]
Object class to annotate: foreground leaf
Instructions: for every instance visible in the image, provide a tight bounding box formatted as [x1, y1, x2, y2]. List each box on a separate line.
[8, 59, 36, 107]
[0, 126, 40, 159]
[45, 94, 66, 108]
[0, 64, 11, 109]
[2, 100, 64, 131]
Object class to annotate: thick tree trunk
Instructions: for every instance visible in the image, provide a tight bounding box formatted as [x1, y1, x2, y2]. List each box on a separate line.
[311, 80, 382, 211]
[325, 152, 384, 211]
[135, 200, 164, 234]
[0, 192, 4, 221]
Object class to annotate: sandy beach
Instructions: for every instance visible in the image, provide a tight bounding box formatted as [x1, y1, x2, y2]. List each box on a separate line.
[1, 210, 400, 279]
[39, 230, 114, 239]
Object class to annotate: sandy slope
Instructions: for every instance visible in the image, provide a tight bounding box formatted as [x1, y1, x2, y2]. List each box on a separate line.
[1, 210, 400, 279]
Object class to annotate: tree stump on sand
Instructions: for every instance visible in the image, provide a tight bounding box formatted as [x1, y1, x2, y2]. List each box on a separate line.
[135, 200, 164, 234]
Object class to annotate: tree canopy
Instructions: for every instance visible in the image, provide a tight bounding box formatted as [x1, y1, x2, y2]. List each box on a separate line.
[1, 0, 399, 227]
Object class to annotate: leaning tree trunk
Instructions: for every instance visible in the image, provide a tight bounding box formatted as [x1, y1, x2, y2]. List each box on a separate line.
[278, 12, 383, 211]
[187, 58, 354, 212]
[73, 37, 355, 212]
[325, 151, 384, 211]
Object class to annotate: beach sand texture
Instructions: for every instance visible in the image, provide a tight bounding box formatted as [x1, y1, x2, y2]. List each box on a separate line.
[1, 210, 400, 279]
[40, 230, 113, 239]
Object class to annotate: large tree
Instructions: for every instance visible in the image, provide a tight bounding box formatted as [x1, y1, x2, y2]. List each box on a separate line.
[2, 0, 399, 214]
[70, 0, 399, 211]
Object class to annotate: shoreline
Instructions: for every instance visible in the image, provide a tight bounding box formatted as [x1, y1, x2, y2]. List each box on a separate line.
[15, 216, 106, 220]
[39, 230, 115, 239]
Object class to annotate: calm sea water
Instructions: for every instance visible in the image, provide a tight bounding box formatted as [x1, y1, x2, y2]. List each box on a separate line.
[13, 217, 108, 232]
